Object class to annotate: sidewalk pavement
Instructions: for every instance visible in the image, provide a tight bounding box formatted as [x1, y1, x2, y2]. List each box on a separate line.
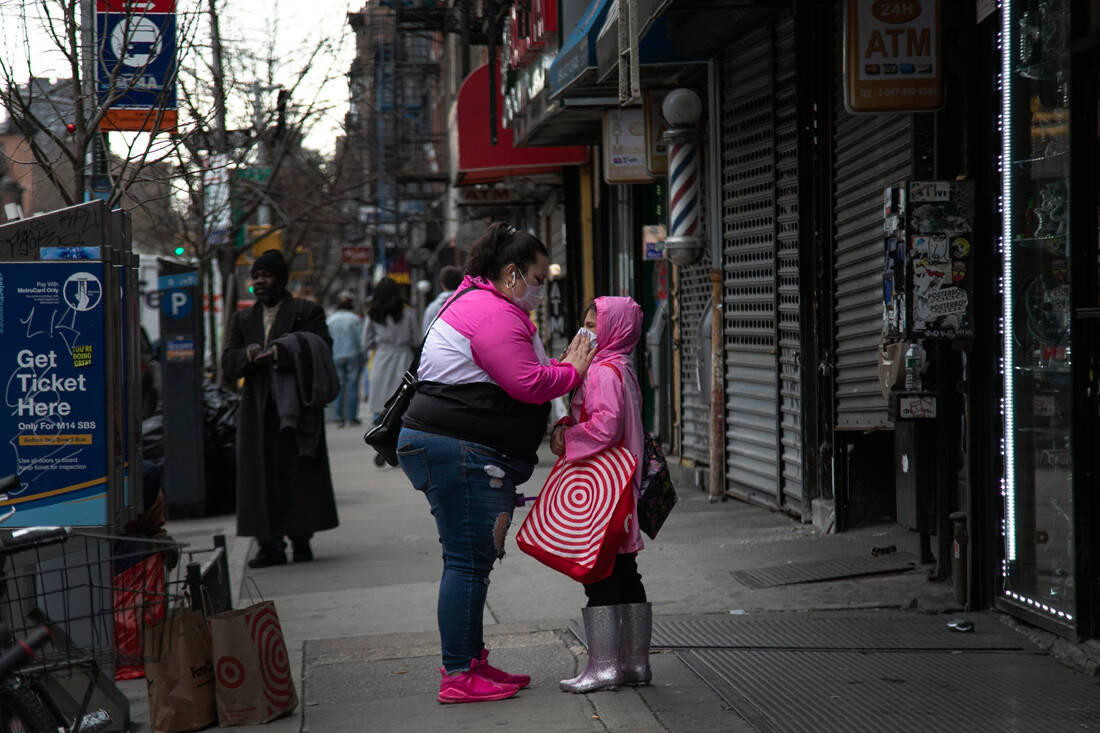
[116, 423, 1100, 732]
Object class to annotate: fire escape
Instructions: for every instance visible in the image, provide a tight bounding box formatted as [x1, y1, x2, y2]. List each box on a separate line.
[348, 0, 495, 269]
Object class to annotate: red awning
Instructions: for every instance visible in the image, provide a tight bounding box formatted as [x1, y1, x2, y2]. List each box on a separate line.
[457, 64, 589, 185]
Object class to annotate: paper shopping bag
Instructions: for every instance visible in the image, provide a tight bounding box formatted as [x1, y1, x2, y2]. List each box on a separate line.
[209, 601, 298, 726]
[144, 609, 217, 733]
[516, 445, 637, 584]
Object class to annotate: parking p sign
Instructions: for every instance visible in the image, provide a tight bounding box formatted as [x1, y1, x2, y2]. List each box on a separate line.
[158, 271, 197, 319]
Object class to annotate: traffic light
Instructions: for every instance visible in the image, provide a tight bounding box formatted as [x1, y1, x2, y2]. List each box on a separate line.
[174, 246, 186, 255]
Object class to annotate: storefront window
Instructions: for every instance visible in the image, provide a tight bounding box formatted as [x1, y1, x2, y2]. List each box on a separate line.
[1001, 0, 1075, 623]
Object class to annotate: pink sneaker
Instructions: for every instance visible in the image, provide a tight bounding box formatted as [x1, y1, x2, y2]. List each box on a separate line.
[437, 664, 520, 704]
[476, 648, 531, 689]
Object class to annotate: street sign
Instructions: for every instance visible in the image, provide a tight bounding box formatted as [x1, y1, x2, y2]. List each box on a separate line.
[162, 289, 192, 318]
[96, 0, 178, 132]
[97, 0, 175, 11]
[341, 246, 373, 266]
[235, 166, 272, 182]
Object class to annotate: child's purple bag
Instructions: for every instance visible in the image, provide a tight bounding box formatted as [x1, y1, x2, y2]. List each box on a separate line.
[638, 431, 677, 539]
[598, 361, 678, 539]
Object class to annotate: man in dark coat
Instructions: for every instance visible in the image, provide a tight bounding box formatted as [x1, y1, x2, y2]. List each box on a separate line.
[222, 249, 340, 568]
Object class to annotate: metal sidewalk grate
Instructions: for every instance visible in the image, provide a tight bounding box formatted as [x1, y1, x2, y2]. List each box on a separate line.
[652, 611, 1027, 651]
[729, 552, 917, 588]
[679, 647, 1100, 732]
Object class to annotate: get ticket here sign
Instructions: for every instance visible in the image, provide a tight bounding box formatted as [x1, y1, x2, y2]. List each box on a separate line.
[0, 262, 109, 525]
[845, 0, 943, 113]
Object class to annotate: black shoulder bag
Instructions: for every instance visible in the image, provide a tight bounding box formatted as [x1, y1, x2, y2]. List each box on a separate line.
[363, 286, 477, 466]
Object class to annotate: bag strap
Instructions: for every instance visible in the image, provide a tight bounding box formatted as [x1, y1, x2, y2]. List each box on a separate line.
[408, 284, 478, 374]
[579, 362, 624, 422]
[577, 361, 634, 450]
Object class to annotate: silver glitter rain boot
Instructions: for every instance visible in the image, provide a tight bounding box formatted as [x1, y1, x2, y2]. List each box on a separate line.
[619, 602, 652, 685]
[559, 605, 623, 693]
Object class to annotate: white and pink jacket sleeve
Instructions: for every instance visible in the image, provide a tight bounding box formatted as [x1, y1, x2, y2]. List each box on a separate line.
[419, 275, 580, 402]
[467, 310, 578, 403]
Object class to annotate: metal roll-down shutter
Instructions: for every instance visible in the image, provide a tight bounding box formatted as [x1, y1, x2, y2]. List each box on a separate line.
[719, 15, 802, 514]
[678, 253, 712, 465]
[832, 21, 913, 430]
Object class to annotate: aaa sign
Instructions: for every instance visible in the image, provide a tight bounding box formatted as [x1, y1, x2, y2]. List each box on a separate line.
[844, 0, 942, 114]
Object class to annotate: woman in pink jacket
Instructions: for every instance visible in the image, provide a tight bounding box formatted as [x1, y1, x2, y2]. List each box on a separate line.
[549, 296, 651, 693]
[398, 222, 596, 704]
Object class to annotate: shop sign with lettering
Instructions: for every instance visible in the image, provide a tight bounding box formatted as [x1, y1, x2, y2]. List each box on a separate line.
[643, 224, 667, 261]
[457, 187, 518, 205]
[844, 0, 943, 113]
[604, 107, 654, 184]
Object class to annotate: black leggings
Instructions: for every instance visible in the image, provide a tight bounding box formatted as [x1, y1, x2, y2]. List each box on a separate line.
[584, 553, 647, 607]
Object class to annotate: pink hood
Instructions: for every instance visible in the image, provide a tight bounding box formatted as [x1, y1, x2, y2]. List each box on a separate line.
[562, 296, 645, 554]
[591, 296, 643, 371]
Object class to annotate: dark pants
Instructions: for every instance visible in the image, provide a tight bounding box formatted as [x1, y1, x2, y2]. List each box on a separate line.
[333, 355, 363, 422]
[584, 553, 647, 607]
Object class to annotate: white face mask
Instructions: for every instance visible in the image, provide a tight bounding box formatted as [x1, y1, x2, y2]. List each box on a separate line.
[509, 268, 545, 310]
[576, 327, 597, 350]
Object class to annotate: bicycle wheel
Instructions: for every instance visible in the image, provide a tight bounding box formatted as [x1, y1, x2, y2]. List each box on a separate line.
[0, 677, 63, 733]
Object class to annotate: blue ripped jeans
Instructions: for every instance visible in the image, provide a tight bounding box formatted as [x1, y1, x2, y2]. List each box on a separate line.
[397, 427, 533, 672]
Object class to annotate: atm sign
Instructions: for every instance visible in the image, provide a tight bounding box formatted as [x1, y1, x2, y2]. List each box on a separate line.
[845, 0, 942, 114]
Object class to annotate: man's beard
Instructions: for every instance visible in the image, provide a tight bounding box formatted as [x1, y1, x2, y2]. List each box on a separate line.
[256, 286, 285, 307]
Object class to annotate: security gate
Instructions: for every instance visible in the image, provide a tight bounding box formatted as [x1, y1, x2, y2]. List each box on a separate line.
[832, 77, 913, 429]
[678, 255, 712, 465]
[719, 15, 803, 515]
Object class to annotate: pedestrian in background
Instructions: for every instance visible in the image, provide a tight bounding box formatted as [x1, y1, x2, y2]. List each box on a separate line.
[222, 249, 340, 568]
[327, 291, 365, 428]
[550, 297, 651, 693]
[396, 222, 596, 704]
[422, 265, 464, 334]
[363, 276, 419, 466]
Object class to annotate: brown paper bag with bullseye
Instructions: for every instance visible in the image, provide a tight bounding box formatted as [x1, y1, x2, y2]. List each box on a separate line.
[209, 601, 298, 726]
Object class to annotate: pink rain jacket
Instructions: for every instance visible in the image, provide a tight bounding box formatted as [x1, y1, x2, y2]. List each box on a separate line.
[559, 296, 645, 554]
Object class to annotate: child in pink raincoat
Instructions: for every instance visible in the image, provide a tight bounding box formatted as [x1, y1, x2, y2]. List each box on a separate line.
[549, 296, 652, 693]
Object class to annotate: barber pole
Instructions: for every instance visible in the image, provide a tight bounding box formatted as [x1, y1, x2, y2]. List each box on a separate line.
[668, 140, 699, 239]
[660, 89, 704, 266]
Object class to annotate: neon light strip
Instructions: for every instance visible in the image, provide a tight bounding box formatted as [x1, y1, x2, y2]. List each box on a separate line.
[1001, 0, 1017, 563]
[1005, 590, 1074, 621]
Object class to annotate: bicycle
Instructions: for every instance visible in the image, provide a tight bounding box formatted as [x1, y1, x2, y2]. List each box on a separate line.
[0, 474, 186, 733]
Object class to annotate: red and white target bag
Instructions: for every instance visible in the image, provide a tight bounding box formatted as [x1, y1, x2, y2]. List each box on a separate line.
[209, 600, 298, 726]
[516, 445, 638, 584]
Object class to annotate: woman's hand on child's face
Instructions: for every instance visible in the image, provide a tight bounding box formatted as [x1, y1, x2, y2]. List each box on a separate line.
[561, 331, 596, 377]
[559, 329, 587, 360]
